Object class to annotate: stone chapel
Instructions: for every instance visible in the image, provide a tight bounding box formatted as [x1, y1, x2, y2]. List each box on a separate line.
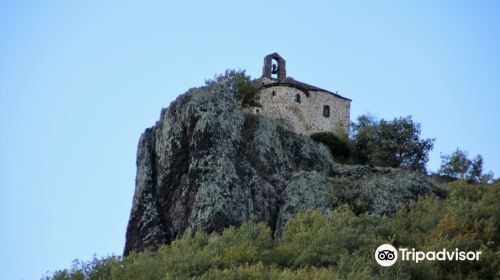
[254, 53, 351, 135]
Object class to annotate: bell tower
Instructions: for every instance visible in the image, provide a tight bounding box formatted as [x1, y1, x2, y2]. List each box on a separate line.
[262, 53, 286, 81]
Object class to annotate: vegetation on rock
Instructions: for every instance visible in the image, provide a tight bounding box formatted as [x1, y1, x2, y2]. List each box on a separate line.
[206, 69, 261, 108]
[45, 180, 500, 280]
[73, 70, 497, 280]
[349, 115, 435, 172]
[124, 71, 459, 255]
[310, 115, 436, 173]
[124, 75, 333, 255]
[310, 132, 351, 163]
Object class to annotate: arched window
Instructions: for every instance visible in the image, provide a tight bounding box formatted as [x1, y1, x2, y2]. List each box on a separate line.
[323, 105, 330, 117]
[295, 93, 301, 103]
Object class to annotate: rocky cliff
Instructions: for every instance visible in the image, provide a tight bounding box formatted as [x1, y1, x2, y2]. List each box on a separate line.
[124, 81, 443, 255]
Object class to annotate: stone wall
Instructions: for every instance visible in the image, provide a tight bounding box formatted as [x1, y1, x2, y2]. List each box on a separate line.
[254, 84, 351, 135]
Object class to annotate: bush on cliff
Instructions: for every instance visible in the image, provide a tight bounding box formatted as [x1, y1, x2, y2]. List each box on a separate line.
[350, 115, 435, 172]
[312, 114, 436, 173]
[310, 132, 351, 163]
[45, 180, 500, 280]
[206, 69, 261, 108]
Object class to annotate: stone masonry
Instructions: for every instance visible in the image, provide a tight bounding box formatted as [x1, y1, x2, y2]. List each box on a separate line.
[254, 53, 351, 135]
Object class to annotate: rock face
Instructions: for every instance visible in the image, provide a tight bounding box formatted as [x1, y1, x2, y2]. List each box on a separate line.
[124, 82, 442, 255]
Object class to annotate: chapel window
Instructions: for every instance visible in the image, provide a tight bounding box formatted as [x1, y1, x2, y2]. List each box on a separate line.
[295, 94, 301, 103]
[323, 105, 330, 117]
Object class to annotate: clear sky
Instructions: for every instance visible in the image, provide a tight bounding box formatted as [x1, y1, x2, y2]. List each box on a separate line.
[0, 1, 499, 279]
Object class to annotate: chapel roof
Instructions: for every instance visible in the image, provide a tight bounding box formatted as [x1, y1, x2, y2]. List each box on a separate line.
[261, 77, 351, 101]
[261, 53, 351, 101]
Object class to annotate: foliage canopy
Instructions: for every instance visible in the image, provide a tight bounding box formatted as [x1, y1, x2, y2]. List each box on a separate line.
[438, 148, 494, 183]
[206, 69, 261, 108]
[350, 115, 435, 172]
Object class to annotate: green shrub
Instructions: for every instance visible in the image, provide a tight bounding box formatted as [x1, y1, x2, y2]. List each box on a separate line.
[206, 69, 261, 109]
[327, 177, 371, 214]
[208, 221, 274, 268]
[350, 115, 434, 172]
[310, 132, 351, 163]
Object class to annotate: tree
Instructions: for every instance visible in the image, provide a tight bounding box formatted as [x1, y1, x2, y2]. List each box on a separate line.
[438, 148, 471, 180]
[350, 115, 434, 172]
[439, 148, 494, 183]
[206, 69, 261, 108]
[349, 115, 377, 165]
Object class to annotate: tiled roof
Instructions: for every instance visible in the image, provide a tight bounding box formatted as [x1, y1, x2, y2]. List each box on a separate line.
[262, 77, 351, 101]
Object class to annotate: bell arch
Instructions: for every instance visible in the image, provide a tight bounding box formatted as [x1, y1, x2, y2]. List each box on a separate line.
[262, 52, 286, 81]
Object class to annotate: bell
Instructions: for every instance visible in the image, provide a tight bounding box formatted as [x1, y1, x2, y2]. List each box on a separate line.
[271, 64, 278, 74]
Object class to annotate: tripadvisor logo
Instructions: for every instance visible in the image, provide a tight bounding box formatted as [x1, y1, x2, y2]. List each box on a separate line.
[375, 244, 398, 266]
[375, 244, 481, 267]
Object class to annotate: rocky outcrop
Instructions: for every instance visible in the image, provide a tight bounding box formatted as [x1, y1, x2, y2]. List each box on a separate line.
[124, 82, 443, 255]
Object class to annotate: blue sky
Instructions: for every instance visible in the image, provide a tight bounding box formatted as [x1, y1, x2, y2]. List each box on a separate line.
[0, 1, 499, 279]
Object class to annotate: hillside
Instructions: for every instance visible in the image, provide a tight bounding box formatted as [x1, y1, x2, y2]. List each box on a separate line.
[45, 181, 499, 279]
[43, 73, 500, 280]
